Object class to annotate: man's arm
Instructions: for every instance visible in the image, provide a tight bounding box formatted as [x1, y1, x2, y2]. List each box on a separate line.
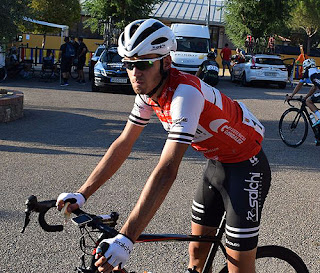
[57, 121, 144, 211]
[195, 64, 203, 77]
[305, 85, 317, 99]
[94, 140, 189, 271]
[120, 140, 189, 241]
[286, 81, 303, 101]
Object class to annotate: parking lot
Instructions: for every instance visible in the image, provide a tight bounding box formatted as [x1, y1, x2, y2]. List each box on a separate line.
[0, 75, 319, 272]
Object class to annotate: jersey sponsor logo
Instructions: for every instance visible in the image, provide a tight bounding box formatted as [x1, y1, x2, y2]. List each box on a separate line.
[206, 65, 219, 72]
[244, 172, 261, 222]
[314, 78, 320, 85]
[209, 119, 228, 133]
[209, 119, 246, 144]
[172, 117, 188, 128]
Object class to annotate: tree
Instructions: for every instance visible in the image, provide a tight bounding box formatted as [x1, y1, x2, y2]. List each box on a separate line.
[29, 0, 81, 34]
[290, 0, 320, 54]
[224, 0, 292, 49]
[83, 0, 161, 44]
[0, 0, 32, 44]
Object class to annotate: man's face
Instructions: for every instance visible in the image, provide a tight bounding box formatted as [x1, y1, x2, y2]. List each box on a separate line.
[124, 54, 169, 95]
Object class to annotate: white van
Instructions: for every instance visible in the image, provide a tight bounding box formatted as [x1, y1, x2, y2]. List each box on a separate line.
[170, 23, 211, 74]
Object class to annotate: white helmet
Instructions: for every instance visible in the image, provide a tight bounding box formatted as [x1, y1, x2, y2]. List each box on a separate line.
[302, 58, 316, 69]
[118, 18, 177, 57]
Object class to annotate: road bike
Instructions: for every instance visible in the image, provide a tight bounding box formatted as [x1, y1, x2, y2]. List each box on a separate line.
[21, 195, 309, 273]
[71, 58, 79, 79]
[279, 96, 320, 147]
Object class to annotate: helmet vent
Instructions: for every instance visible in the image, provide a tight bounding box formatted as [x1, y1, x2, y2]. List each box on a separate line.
[132, 22, 164, 49]
[151, 37, 168, 45]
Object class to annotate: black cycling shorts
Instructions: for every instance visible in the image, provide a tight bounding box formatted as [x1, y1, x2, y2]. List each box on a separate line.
[61, 58, 72, 73]
[192, 149, 271, 251]
[311, 92, 320, 103]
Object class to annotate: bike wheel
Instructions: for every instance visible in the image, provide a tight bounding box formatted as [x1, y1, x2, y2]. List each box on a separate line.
[219, 245, 309, 273]
[0, 67, 7, 82]
[71, 65, 79, 79]
[279, 108, 308, 147]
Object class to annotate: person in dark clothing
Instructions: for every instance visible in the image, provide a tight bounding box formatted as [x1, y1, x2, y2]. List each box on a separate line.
[59, 37, 75, 86]
[76, 37, 88, 84]
[195, 51, 219, 87]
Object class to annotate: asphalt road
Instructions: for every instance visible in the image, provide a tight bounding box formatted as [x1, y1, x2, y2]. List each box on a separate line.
[0, 74, 319, 273]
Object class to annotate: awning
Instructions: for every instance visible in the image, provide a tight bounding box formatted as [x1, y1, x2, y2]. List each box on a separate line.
[151, 0, 225, 26]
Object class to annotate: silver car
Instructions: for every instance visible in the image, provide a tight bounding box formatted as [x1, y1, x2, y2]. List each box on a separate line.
[231, 54, 288, 88]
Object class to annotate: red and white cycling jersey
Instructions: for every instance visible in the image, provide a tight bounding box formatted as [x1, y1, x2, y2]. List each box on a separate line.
[129, 68, 264, 163]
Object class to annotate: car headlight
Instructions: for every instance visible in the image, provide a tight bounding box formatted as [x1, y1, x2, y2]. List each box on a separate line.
[94, 68, 107, 77]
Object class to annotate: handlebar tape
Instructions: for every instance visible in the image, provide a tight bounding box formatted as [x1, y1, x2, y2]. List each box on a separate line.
[38, 212, 63, 232]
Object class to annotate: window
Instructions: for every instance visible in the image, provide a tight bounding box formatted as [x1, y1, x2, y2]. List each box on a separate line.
[176, 37, 210, 53]
[255, 58, 284, 65]
[101, 51, 122, 63]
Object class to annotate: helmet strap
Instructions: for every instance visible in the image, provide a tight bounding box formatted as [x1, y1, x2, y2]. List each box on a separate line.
[146, 58, 168, 98]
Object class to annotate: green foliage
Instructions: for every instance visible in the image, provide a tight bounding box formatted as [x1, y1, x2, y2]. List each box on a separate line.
[224, 0, 292, 48]
[29, 0, 81, 34]
[290, 0, 320, 37]
[83, 0, 161, 34]
[0, 0, 32, 43]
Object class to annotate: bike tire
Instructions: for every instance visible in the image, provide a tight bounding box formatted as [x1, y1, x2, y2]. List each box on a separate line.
[279, 107, 308, 147]
[218, 245, 309, 273]
[71, 65, 79, 79]
[0, 67, 7, 82]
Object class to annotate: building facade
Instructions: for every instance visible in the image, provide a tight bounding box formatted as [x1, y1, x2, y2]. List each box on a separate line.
[151, 0, 227, 49]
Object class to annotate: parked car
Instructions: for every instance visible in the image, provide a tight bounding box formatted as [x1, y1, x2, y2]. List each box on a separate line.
[231, 54, 288, 88]
[92, 47, 132, 93]
[89, 44, 106, 80]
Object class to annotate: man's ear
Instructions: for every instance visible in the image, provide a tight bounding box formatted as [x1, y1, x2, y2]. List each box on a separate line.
[163, 55, 172, 70]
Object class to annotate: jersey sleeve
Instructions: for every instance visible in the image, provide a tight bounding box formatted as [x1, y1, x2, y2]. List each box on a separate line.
[128, 95, 154, 127]
[168, 84, 204, 144]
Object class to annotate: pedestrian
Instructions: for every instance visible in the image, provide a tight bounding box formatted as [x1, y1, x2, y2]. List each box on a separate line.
[76, 37, 88, 84]
[267, 35, 275, 54]
[220, 43, 232, 77]
[59, 37, 75, 86]
[57, 18, 271, 273]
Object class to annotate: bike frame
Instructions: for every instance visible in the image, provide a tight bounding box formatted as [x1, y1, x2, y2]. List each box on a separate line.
[135, 213, 228, 273]
[22, 196, 310, 273]
[288, 97, 320, 138]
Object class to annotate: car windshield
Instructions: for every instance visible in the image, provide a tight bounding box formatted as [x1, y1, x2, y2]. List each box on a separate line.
[95, 47, 105, 57]
[176, 37, 210, 53]
[255, 58, 284, 65]
[100, 51, 122, 63]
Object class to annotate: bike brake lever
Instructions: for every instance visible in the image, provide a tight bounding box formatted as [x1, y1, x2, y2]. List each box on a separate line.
[21, 195, 38, 233]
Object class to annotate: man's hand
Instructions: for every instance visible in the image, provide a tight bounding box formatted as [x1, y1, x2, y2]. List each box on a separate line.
[56, 192, 86, 213]
[285, 94, 292, 102]
[95, 234, 134, 272]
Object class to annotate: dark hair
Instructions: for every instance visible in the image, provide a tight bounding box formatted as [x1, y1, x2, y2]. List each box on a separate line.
[225, 43, 229, 47]
[207, 52, 216, 59]
[64, 36, 70, 42]
[78, 36, 83, 42]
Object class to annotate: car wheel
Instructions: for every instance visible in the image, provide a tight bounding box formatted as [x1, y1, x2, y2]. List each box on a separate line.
[278, 82, 287, 89]
[91, 78, 100, 92]
[241, 73, 249, 86]
[231, 71, 236, 82]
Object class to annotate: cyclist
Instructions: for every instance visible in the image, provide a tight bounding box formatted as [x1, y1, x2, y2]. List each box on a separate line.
[57, 19, 271, 273]
[286, 58, 320, 129]
[195, 51, 219, 87]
